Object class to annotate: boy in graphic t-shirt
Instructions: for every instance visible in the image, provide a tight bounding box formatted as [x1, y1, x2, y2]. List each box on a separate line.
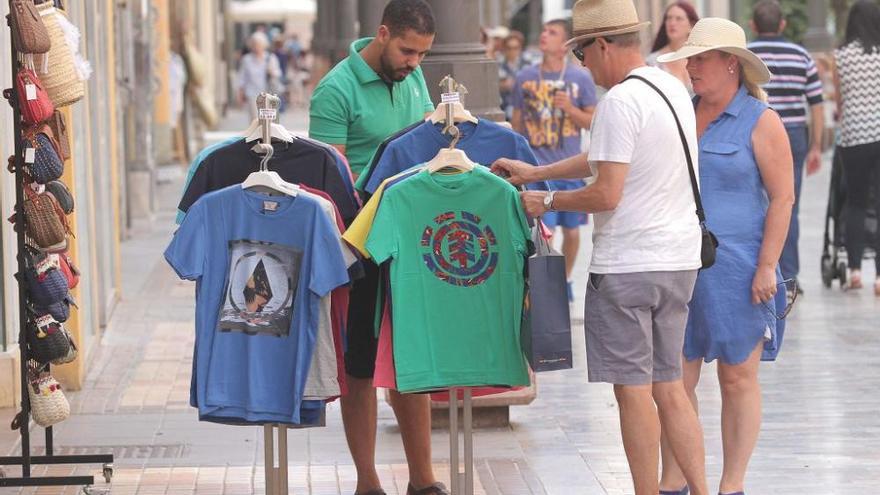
[511, 18, 597, 302]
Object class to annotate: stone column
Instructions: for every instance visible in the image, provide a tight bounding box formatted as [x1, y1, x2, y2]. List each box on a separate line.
[421, 0, 504, 121]
[359, 0, 387, 38]
[334, 0, 359, 63]
[802, 0, 833, 52]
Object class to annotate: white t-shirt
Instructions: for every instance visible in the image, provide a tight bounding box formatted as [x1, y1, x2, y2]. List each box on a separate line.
[587, 66, 701, 274]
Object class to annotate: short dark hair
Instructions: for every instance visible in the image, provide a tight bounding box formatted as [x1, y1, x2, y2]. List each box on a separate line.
[545, 18, 572, 39]
[752, 0, 783, 34]
[381, 0, 436, 37]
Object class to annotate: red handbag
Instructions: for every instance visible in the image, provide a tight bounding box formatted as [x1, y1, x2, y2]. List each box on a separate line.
[16, 67, 54, 125]
[56, 251, 79, 289]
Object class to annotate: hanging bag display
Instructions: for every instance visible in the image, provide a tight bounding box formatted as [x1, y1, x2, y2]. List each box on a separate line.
[22, 182, 69, 250]
[521, 224, 573, 372]
[34, 294, 74, 323]
[51, 329, 77, 365]
[20, 125, 63, 183]
[624, 74, 719, 268]
[35, 2, 85, 108]
[26, 313, 71, 364]
[26, 366, 70, 427]
[46, 110, 70, 160]
[15, 67, 54, 125]
[10, 0, 51, 54]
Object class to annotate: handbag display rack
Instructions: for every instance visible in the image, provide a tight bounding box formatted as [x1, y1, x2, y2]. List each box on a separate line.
[0, 2, 113, 489]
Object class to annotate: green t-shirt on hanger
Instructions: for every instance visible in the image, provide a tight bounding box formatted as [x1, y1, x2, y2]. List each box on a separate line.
[366, 166, 531, 392]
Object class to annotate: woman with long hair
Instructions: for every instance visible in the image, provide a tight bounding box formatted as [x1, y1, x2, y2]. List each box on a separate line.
[834, 0, 880, 293]
[646, 2, 699, 89]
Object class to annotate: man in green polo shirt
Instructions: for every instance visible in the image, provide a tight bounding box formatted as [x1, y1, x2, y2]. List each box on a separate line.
[310, 2, 435, 177]
[309, 2, 446, 495]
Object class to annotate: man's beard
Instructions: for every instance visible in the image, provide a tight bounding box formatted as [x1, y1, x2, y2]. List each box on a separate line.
[379, 53, 413, 82]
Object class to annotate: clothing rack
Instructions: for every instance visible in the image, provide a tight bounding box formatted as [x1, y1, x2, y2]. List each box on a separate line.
[437, 75, 475, 495]
[0, 5, 113, 489]
[251, 92, 292, 495]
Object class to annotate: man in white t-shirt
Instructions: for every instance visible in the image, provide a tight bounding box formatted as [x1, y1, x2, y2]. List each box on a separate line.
[492, 1, 709, 494]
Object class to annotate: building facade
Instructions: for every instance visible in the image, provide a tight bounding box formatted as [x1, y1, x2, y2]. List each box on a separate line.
[0, 0, 227, 407]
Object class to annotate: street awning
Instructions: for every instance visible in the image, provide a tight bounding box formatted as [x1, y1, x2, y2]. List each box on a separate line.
[228, 0, 316, 22]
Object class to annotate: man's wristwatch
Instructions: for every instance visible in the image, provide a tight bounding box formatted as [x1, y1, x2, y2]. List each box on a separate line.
[543, 191, 557, 211]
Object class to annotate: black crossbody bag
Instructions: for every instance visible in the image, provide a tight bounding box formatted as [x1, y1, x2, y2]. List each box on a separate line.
[624, 74, 718, 269]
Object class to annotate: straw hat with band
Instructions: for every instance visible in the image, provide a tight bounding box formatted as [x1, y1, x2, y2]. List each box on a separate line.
[657, 18, 771, 86]
[564, 0, 651, 48]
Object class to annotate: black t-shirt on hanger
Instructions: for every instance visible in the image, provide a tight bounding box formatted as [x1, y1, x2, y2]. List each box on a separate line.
[178, 139, 358, 224]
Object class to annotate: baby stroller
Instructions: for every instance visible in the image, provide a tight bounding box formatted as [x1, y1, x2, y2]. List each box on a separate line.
[820, 146, 878, 288]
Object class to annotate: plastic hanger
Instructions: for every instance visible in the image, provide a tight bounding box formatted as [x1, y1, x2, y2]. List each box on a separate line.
[425, 127, 476, 173]
[242, 143, 299, 196]
[244, 120, 294, 143]
[426, 101, 478, 125]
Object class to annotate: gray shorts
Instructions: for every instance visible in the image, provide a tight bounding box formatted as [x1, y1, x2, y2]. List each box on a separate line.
[584, 270, 698, 385]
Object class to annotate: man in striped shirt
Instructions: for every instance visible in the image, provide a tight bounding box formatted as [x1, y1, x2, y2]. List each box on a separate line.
[748, 0, 825, 291]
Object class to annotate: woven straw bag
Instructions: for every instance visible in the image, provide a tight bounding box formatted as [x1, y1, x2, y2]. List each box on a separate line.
[27, 367, 70, 427]
[47, 111, 70, 160]
[35, 3, 83, 108]
[10, 0, 51, 54]
[23, 184, 69, 250]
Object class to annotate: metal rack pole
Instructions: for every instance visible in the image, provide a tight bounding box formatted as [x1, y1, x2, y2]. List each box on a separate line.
[0, 2, 114, 488]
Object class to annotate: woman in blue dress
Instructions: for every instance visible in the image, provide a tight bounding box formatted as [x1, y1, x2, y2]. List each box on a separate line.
[656, 19, 795, 495]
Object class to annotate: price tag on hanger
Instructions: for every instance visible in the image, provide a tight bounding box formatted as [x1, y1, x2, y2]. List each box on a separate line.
[259, 108, 277, 121]
[25, 84, 37, 101]
[440, 92, 461, 104]
[24, 148, 35, 164]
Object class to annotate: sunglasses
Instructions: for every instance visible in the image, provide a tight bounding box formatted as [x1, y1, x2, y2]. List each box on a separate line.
[572, 37, 612, 62]
[760, 279, 799, 320]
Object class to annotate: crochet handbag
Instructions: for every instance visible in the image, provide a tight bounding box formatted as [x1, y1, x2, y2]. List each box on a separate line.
[45, 180, 73, 214]
[10, 0, 51, 54]
[56, 250, 79, 289]
[15, 67, 54, 125]
[34, 294, 73, 323]
[21, 125, 63, 183]
[46, 111, 70, 160]
[23, 248, 69, 306]
[26, 313, 71, 364]
[22, 183, 69, 250]
[27, 367, 70, 427]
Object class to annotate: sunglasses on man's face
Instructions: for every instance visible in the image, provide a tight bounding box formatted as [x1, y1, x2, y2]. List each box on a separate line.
[572, 37, 610, 62]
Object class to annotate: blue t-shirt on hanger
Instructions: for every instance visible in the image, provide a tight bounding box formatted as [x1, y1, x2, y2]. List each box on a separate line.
[362, 119, 547, 195]
[165, 186, 350, 424]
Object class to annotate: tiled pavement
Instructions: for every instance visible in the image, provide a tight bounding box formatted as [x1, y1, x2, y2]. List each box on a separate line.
[2, 111, 878, 494]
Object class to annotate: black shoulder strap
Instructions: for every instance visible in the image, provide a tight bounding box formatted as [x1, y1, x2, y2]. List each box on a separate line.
[623, 74, 705, 223]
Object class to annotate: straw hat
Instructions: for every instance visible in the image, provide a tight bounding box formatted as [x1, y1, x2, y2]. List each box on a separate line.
[657, 18, 771, 85]
[564, 0, 651, 47]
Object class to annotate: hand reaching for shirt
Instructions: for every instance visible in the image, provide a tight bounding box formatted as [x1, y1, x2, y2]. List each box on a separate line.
[491, 158, 536, 186]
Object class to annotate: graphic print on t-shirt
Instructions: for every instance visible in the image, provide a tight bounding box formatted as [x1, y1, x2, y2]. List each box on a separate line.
[219, 240, 302, 336]
[420, 211, 498, 287]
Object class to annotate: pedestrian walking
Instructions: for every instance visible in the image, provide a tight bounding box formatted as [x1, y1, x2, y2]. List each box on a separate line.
[498, 30, 528, 121]
[833, 0, 880, 294]
[510, 18, 596, 302]
[236, 31, 283, 118]
[748, 0, 825, 296]
[492, 1, 709, 494]
[656, 18, 795, 495]
[646, 2, 699, 91]
[309, 1, 447, 494]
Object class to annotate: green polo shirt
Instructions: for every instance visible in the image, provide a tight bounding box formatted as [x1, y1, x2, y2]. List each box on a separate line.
[309, 38, 434, 175]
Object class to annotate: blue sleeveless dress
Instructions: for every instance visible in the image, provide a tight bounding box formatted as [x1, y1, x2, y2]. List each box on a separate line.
[685, 86, 785, 365]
